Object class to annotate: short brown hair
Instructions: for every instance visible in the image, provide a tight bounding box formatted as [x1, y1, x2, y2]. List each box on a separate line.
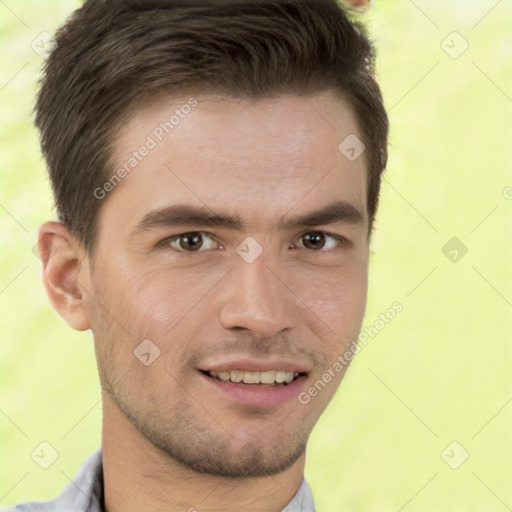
[35, 0, 388, 255]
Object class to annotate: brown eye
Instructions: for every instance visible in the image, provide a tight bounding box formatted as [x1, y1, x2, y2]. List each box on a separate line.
[302, 232, 327, 250]
[161, 232, 218, 252]
[297, 231, 346, 252]
[177, 233, 203, 251]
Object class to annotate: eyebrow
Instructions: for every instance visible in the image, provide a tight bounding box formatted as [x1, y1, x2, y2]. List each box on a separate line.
[131, 200, 365, 238]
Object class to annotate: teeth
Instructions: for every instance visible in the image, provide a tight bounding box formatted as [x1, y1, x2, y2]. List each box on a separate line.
[230, 370, 243, 383]
[207, 369, 299, 385]
[260, 371, 275, 384]
[243, 371, 260, 384]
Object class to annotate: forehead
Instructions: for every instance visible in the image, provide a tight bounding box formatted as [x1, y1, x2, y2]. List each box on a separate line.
[102, 91, 367, 236]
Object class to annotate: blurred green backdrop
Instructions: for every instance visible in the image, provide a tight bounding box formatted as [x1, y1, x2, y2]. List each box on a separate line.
[1, 1, 511, 510]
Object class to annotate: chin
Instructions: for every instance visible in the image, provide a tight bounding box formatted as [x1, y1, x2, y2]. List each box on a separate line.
[169, 437, 308, 478]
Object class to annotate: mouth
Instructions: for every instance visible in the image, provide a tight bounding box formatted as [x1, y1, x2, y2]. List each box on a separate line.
[198, 368, 309, 407]
[201, 369, 306, 386]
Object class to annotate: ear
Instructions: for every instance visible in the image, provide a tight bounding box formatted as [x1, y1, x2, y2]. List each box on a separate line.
[37, 221, 91, 331]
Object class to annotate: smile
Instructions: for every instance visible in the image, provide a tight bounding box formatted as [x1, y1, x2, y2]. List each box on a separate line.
[205, 370, 301, 385]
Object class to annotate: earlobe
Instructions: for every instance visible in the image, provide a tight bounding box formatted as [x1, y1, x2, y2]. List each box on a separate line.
[38, 221, 91, 331]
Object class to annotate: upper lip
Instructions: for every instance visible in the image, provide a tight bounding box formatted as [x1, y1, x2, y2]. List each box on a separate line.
[198, 357, 311, 374]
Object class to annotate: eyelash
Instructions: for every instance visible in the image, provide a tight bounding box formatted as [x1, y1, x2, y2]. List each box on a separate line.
[158, 231, 349, 254]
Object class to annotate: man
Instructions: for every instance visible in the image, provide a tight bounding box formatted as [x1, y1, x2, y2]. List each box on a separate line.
[7, 0, 388, 510]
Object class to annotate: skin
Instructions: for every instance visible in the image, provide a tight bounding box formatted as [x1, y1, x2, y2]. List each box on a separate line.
[39, 90, 369, 512]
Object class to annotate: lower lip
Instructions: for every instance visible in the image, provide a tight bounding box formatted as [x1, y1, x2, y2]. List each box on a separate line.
[199, 371, 307, 407]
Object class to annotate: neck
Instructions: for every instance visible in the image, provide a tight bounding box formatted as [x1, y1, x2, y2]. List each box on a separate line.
[101, 396, 306, 512]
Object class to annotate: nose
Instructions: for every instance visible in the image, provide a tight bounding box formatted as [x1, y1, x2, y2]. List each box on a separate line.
[219, 249, 298, 338]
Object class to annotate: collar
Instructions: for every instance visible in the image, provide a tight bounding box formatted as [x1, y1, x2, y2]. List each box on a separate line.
[50, 448, 315, 512]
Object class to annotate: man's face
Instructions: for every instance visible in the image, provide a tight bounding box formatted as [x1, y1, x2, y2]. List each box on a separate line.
[84, 91, 369, 477]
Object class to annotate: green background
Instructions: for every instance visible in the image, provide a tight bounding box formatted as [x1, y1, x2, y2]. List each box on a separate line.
[1, 1, 511, 510]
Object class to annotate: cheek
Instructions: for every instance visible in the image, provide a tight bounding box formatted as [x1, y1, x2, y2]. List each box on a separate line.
[98, 262, 230, 370]
[297, 259, 368, 349]
[125, 266, 223, 327]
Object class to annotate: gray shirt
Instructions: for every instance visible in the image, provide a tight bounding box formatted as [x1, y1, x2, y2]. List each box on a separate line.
[3, 449, 315, 512]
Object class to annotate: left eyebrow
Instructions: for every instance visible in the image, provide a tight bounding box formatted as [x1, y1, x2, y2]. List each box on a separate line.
[278, 200, 364, 230]
[130, 200, 365, 238]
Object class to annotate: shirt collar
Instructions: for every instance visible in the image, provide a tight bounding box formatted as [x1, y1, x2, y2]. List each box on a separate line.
[54, 448, 315, 512]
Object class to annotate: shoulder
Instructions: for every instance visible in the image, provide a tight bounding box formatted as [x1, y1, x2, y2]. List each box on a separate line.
[0, 501, 57, 512]
[0, 449, 104, 512]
